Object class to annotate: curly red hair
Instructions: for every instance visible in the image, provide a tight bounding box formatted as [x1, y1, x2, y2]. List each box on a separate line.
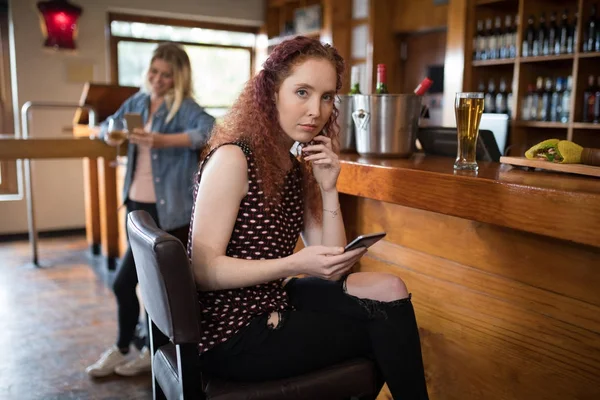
[204, 36, 345, 224]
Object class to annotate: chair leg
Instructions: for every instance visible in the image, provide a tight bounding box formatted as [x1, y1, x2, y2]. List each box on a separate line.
[154, 378, 167, 400]
[149, 318, 169, 400]
[177, 343, 205, 399]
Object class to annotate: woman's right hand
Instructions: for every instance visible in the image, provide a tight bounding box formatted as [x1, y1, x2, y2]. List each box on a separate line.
[290, 245, 367, 280]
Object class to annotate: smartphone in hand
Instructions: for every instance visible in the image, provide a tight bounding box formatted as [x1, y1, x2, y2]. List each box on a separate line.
[124, 113, 144, 132]
[344, 232, 386, 252]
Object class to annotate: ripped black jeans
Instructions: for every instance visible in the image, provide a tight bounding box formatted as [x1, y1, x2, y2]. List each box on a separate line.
[200, 277, 429, 400]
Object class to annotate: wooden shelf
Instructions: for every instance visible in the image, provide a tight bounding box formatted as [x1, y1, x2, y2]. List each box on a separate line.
[512, 121, 569, 129]
[572, 122, 600, 130]
[267, 30, 321, 46]
[520, 54, 575, 63]
[578, 52, 600, 59]
[475, 0, 518, 6]
[472, 58, 516, 67]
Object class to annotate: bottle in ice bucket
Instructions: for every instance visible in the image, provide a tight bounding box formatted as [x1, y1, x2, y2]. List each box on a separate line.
[349, 65, 361, 95]
[375, 64, 389, 94]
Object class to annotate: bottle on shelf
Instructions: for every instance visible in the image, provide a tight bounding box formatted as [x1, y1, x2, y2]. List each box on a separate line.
[540, 77, 553, 122]
[484, 18, 494, 60]
[536, 13, 548, 56]
[495, 78, 508, 114]
[511, 15, 519, 58]
[533, 77, 544, 120]
[584, 4, 598, 53]
[349, 65, 361, 95]
[571, 12, 578, 54]
[560, 76, 572, 123]
[501, 15, 510, 58]
[493, 16, 503, 59]
[583, 75, 597, 122]
[474, 20, 484, 60]
[484, 79, 496, 113]
[559, 9, 570, 54]
[548, 12, 559, 55]
[550, 78, 563, 122]
[522, 84, 535, 121]
[595, 77, 600, 123]
[477, 80, 485, 93]
[523, 15, 536, 57]
[375, 64, 388, 94]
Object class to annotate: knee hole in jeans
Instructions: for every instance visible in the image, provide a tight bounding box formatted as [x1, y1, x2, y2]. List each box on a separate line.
[266, 311, 284, 330]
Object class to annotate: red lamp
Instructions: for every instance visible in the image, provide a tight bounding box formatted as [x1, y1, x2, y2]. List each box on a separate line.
[37, 0, 83, 50]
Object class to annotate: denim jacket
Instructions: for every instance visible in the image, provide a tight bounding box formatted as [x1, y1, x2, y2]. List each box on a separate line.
[100, 91, 215, 231]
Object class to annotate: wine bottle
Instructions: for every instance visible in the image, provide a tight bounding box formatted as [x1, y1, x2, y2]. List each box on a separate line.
[414, 77, 433, 96]
[523, 15, 536, 57]
[510, 15, 518, 58]
[502, 15, 514, 59]
[585, 4, 597, 53]
[559, 9, 569, 54]
[349, 65, 361, 95]
[541, 77, 553, 122]
[594, 76, 600, 123]
[537, 13, 548, 56]
[549, 12, 559, 55]
[485, 79, 496, 113]
[550, 78, 563, 122]
[495, 78, 508, 114]
[484, 18, 493, 60]
[493, 16, 503, 59]
[569, 12, 578, 54]
[584, 75, 597, 122]
[522, 84, 535, 121]
[474, 20, 484, 60]
[533, 76, 544, 120]
[560, 76, 572, 123]
[375, 64, 389, 94]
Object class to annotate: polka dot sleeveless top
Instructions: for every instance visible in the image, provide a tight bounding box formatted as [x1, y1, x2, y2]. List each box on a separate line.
[187, 142, 304, 354]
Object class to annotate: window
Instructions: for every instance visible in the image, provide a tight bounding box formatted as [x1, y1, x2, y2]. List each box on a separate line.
[109, 14, 257, 120]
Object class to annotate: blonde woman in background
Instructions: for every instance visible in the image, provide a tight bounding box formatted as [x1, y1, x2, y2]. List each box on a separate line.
[86, 43, 215, 378]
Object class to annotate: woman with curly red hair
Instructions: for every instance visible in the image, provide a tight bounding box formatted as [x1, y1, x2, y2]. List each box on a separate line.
[188, 36, 429, 399]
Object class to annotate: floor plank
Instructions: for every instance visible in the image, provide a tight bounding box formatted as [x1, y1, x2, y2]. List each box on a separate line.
[0, 235, 152, 400]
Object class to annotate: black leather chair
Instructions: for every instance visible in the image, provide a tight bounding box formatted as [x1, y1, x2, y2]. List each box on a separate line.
[127, 210, 381, 400]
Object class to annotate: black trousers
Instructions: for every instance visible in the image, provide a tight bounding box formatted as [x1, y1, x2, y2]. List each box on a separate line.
[113, 200, 189, 350]
[201, 277, 429, 400]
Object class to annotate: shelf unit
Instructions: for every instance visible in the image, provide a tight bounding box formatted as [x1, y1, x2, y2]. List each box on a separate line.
[464, 0, 600, 155]
[264, 0, 326, 54]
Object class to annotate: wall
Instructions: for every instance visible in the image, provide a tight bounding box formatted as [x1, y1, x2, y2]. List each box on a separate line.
[393, 0, 448, 33]
[0, 0, 264, 234]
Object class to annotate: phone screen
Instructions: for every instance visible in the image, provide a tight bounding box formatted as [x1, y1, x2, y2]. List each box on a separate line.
[344, 232, 386, 252]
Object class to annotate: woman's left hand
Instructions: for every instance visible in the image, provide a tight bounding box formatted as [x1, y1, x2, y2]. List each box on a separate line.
[302, 135, 340, 192]
[129, 128, 162, 148]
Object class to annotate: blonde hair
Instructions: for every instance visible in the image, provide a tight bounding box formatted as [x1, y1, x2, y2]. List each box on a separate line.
[146, 42, 193, 123]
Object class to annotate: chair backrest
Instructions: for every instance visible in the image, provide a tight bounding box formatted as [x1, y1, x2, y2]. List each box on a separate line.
[127, 210, 201, 344]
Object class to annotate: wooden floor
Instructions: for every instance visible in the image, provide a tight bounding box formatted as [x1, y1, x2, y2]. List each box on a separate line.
[0, 235, 152, 400]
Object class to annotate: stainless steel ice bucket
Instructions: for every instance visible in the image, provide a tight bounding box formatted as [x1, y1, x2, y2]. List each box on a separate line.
[352, 94, 422, 157]
[335, 95, 355, 152]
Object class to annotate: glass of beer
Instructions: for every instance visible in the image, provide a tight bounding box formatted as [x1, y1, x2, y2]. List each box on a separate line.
[107, 117, 128, 167]
[454, 92, 484, 171]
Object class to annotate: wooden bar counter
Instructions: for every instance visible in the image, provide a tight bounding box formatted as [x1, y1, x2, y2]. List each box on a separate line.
[337, 154, 600, 400]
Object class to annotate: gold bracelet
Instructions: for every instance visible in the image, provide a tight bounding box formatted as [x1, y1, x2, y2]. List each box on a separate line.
[323, 204, 341, 217]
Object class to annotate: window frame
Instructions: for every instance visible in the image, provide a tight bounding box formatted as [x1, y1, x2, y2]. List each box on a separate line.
[107, 13, 258, 111]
